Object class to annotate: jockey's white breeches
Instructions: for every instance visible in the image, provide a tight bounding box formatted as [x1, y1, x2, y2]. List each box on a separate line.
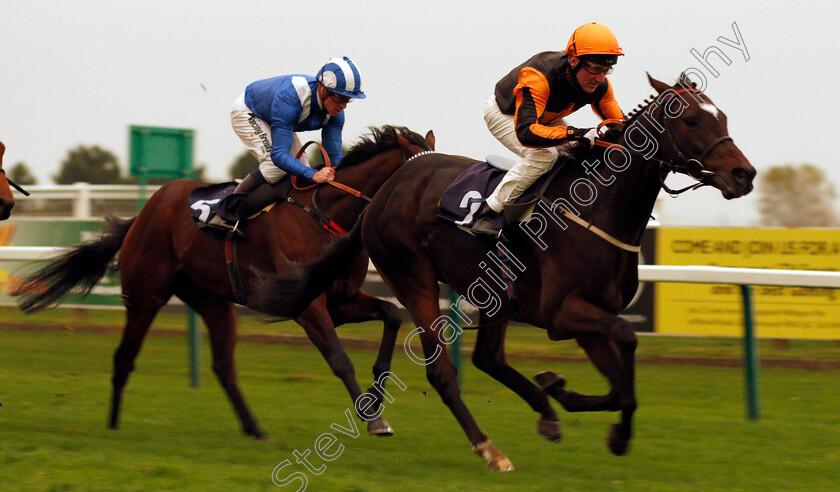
[230, 93, 309, 184]
[483, 95, 563, 212]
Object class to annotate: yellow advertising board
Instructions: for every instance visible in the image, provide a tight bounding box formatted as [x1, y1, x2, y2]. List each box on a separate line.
[655, 228, 840, 339]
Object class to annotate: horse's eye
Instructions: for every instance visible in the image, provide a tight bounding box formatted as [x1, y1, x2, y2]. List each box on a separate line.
[683, 117, 698, 127]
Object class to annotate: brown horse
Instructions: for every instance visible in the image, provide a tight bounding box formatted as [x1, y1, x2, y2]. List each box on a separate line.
[253, 74, 756, 470]
[15, 126, 434, 438]
[0, 141, 21, 220]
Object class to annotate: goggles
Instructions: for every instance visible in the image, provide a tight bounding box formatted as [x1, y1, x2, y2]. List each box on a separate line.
[328, 91, 353, 104]
[581, 60, 615, 75]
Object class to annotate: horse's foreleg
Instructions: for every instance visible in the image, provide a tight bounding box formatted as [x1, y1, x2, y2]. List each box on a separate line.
[545, 295, 637, 455]
[472, 318, 561, 443]
[327, 290, 402, 436]
[400, 291, 513, 471]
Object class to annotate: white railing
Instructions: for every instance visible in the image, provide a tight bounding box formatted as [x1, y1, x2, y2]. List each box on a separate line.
[638, 265, 840, 288]
[0, 246, 64, 260]
[12, 184, 161, 219]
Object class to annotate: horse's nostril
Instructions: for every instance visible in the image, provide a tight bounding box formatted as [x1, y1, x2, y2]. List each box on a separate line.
[732, 167, 753, 184]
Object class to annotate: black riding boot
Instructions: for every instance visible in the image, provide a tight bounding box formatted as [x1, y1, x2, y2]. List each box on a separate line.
[470, 202, 504, 237]
[205, 174, 262, 239]
[232, 173, 260, 195]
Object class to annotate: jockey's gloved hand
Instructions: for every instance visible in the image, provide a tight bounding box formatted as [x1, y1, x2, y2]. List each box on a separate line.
[566, 126, 599, 148]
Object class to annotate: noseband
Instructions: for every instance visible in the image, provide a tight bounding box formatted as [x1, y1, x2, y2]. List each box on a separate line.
[653, 88, 732, 195]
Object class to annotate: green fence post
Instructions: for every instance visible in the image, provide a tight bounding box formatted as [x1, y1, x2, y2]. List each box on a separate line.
[448, 287, 462, 385]
[740, 284, 760, 421]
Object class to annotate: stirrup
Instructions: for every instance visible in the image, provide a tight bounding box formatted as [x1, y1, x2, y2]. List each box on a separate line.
[227, 220, 244, 240]
[204, 216, 245, 240]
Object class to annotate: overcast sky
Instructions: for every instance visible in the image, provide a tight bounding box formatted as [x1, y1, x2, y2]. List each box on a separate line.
[1, 1, 837, 226]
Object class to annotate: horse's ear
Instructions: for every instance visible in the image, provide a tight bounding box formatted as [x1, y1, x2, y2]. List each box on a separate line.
[425, 131, 436, 151]
[677, 72, 698, 89]
[646, 72, 671, 95]
[0, 141, 5, 164]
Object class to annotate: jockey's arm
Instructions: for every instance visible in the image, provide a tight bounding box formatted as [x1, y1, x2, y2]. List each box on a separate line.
[512, 67, 573, 148]
[269, 106, 317, 181]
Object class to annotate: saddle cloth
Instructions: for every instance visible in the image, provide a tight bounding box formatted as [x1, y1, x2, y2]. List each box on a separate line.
[436, 162, 507, 230]
[189, 178, 290, 226]
[437, 154, 572, 229]
[189, 182, 239, 225]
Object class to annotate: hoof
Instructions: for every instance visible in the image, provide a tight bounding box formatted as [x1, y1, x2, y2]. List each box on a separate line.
[367, 417, 394, 436]
[607, 424, 630, 456]
[487, 455, 515, 472]
[472, 439, 515, 472]
[244, 424, 268, 441]
[534, 371, 566, 392]
[537, 419, 562, 442]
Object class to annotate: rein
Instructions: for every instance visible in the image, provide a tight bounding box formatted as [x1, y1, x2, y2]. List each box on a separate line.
[290, 141, 373, 202]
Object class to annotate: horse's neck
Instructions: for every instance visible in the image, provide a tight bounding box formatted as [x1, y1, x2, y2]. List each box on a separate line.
[551, 125, 662, 247]
[600, 116, 666, 244]
[317, 148, 406, 224]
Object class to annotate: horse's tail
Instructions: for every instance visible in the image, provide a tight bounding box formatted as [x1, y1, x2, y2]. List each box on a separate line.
[252, 211, 366, 318]
[15, 216, 135, 313]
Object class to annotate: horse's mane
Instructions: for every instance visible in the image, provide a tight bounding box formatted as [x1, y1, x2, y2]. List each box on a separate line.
[623, 75, 698, 125]
[560, 74, 704, 173]
[337, 125, 429, 169]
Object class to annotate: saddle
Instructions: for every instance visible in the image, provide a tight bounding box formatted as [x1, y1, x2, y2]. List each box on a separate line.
[189, 178, 293, 237]
[437, 153, 573, 232]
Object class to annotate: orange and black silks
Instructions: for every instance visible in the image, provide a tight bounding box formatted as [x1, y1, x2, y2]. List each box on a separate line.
[493, 51, 623, 148]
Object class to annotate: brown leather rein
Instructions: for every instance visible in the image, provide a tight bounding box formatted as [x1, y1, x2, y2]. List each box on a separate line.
[290, 141, 372, 202]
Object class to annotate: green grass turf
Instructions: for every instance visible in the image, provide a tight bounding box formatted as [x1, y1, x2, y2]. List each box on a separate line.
[0, 329, 838, 491]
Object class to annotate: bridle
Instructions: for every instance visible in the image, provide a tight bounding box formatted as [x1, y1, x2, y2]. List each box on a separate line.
[599, 88, 733, 196]
[650, 88, 732, 195]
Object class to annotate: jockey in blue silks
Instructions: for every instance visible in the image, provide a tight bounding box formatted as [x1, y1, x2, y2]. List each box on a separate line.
[208, 56, 366, 233]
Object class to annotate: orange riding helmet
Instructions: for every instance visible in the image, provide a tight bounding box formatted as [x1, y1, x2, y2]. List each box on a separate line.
[565, 22, 624, 59]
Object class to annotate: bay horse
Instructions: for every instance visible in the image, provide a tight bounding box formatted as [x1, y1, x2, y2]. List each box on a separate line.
[253, 74, 756, 470]
[14, 126, 434, 438]
[0, 141, 20, 220]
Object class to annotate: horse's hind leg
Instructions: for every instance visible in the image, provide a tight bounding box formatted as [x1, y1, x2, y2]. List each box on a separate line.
[173, 276, 265, 439]
[472, 317, 561, 442]
[327, 289, 401, 435]
[295, 297, 368, 421]
[110, 302, 164, 429]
